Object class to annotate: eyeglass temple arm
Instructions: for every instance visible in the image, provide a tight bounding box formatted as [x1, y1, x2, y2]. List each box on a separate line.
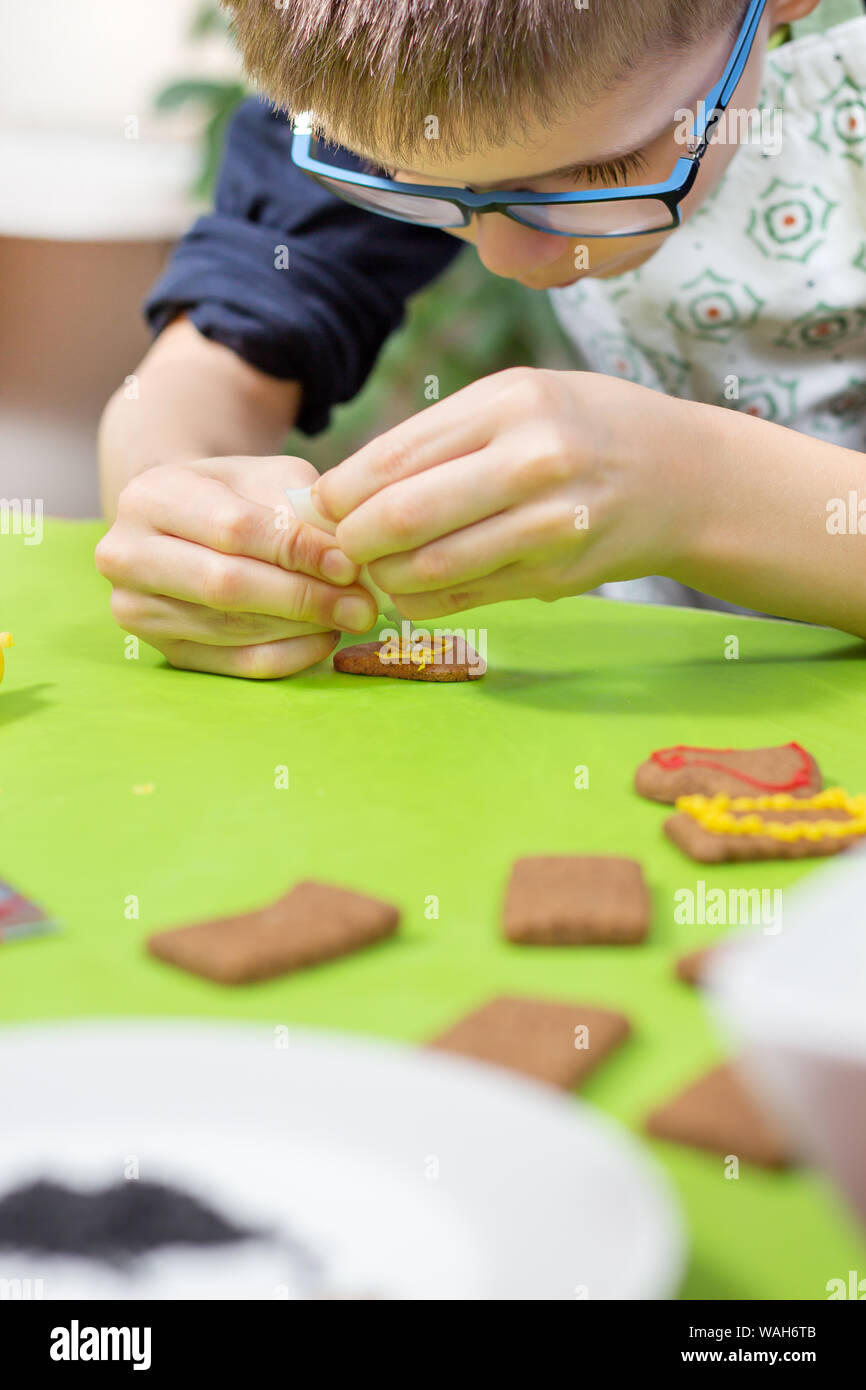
[684, 0, 767, 155]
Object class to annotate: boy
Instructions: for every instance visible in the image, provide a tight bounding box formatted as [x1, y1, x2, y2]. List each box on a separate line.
[97, 0, 866, 678]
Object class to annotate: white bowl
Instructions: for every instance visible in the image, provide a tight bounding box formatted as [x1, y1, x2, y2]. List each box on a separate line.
[0, 1020, 686, 1300]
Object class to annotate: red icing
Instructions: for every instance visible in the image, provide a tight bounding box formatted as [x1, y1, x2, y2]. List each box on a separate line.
[649, 741, 813, 792]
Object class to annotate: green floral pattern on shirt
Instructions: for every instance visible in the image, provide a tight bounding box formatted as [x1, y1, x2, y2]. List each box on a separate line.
[810, 74, 866, 164]
[746, 179, 837, 262]
[666, 270, 764, 344]
[718, 375, 799, 423]
[774, 302, 866, 351]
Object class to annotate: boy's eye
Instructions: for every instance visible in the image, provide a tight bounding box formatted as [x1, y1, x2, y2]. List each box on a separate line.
[506, 150, 652, 194]
[361, 158, 399, 179]
[363, 150, 650, 190]
[567, 151, 649, 188]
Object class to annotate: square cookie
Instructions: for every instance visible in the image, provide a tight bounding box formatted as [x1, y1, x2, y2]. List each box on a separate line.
[503, 856, 650, 945]
[334, 634, 484, 682]
[646, 1063, 791, 1168]
[428, 995, 630, 1090]
[147, 880, 399, 984]
[635, 742, 821, 804]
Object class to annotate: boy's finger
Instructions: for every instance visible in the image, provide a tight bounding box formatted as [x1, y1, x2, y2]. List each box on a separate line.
[385, 563, 540, 619]
[197, 455, 321, 513]
[101, 533, 378, 632]
[312, 378, 500, 521]
[334, 444, 519, 563]
[109, 590, 335, 646]
[156, 631, 341, 680]
[125, 467, 359, 585]
[368, 493, 572, 592]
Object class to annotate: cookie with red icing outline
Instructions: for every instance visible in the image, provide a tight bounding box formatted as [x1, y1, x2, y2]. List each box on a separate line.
[634, 742, 821, 804]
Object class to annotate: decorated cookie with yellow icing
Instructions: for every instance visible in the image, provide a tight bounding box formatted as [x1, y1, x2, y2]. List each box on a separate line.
[333, 631, 485, 682]
[664, 788, 866, 863]
[0, 633, 13, 684]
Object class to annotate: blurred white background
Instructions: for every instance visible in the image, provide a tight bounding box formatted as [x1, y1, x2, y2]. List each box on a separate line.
[0, 0, 243, 515]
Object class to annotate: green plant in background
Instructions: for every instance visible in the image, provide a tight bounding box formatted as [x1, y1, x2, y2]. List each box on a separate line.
[154, 6, 247, 199]
[155, 4, 577, 469]
[289, 253, 576, 473]
[154, 73, 248, 198]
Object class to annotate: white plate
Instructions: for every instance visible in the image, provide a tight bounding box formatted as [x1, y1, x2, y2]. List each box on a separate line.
[0, 1021, 685, 1300]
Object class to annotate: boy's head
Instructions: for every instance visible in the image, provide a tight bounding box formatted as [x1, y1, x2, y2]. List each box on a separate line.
[225, 0, 820, 290]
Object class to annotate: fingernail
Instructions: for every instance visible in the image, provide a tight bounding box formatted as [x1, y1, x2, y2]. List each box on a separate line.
[310, 487, 335, 523]
[334, 595, 376, 632]
[321, 548, 356, 583]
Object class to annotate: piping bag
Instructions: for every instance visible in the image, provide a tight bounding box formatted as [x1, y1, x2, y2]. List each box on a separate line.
[285, 485, 402, 626]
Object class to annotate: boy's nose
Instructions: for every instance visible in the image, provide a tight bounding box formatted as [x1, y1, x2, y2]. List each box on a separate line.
[473, 212, 568, 282]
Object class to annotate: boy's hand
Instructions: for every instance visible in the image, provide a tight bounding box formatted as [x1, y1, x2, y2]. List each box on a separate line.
[312, 368, 697, 618]
[96, 456, 378, 678]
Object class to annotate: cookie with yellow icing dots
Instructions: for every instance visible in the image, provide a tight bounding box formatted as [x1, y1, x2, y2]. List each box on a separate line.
[635, 741, 821, 803]
[664, 788, 866, 864]
[333, 632, 485, 682]
[0, 633, 13, 684]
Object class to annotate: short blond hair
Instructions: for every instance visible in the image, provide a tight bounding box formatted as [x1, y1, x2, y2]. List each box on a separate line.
[223, 0, 748, 162]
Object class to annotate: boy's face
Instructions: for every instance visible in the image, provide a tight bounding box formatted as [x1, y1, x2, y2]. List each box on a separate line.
[380, 14, 769, 290]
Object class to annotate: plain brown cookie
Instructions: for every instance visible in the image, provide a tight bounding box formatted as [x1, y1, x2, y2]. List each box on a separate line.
[147, 880, 399, 984]
[665, 804, 856, 864]
[503, 856, 650, 945]
[635, 742, 821, 804]
[333, 636, 485, 682]
[428, 995, 631, 1090]
[674, 945, 719, 986]
[646, 1062, 792, 1168]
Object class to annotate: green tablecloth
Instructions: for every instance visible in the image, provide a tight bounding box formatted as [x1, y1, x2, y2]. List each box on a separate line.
[2, 520, 865, 1299]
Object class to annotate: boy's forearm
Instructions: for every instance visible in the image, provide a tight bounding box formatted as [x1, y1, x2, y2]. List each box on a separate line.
[671, 404, 866, 639]
[98, 317, 303, 518]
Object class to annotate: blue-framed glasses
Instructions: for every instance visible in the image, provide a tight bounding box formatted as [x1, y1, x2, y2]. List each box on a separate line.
[290, 0, 766, 238]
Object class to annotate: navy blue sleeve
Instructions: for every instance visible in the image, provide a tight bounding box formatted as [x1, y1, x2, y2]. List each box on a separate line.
[144, 97, 463, 435]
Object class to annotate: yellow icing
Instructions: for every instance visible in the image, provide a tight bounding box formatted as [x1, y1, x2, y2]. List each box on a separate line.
[0, 631, 12, 684]
[675, 788, 866, 842]
[384, 636, 454, 673]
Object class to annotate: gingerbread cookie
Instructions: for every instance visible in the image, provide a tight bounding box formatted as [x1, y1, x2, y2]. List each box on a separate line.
[503, 856, 650, 945]
[428, 995, 631, 1090]
[674, 945, 719, 987]
[646, 1063, 792, 1168]
[635, 742, 821, 804]
[665, 788, 866, 864]
[147, 881, 399, 984]
[0, 632, 12, 685]
[334, 631, 485, 682]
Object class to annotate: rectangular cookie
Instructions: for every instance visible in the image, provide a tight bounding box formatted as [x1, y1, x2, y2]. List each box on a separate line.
[635, 742, 821, 804]
[428, 995, 630, 1090]
[147, 880, 399, 984]
[665, 792, 864, 864]
[503, 856, 650, 945]
[646, 1062, 792, 1168]
[333, 634, 484, 682]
